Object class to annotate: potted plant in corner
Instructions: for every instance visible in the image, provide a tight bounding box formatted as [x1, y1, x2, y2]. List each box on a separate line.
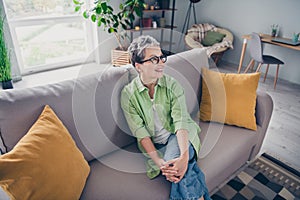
[0, 14, 13, 90]
[74, 0, 145, 66]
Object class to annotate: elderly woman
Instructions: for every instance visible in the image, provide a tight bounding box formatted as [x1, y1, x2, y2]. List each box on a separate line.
[121, 35, 211, 200]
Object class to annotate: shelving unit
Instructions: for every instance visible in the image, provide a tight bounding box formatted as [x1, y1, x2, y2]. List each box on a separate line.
[128, 0, 176, 54]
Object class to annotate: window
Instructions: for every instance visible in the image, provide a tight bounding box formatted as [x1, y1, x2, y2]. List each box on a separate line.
[3, 0, 94, 74]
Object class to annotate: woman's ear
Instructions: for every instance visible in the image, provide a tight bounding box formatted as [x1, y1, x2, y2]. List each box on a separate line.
[135, 63, 142, 72]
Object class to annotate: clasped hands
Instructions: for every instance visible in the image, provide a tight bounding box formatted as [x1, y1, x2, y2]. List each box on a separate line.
[158, 156, 188, 184]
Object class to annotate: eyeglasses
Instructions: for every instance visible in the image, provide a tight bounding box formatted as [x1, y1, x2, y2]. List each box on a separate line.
[139, 54, 167, 64]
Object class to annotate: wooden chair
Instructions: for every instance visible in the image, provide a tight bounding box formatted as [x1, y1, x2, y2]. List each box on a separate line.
[244, 32, 284, 89]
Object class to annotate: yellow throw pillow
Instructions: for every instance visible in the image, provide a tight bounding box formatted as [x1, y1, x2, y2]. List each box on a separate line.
[200, 68, 260, 130]
[0, 105, 90, 200]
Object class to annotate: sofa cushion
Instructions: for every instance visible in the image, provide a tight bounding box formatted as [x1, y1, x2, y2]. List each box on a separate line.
[202, 31, 226, 46]
[0, 66, 135, 161]
[81, 144, 170, 199]
[198, 121, 259, 192]
[0, 105, 90, 200]
[200, 68, 260, 130]
[80, 120, 260, 198]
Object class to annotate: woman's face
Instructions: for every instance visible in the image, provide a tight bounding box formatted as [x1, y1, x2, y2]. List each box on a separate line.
[135, 46, 166, 84]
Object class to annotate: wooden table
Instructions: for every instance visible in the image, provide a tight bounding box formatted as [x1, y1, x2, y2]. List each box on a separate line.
[237, 34, 300, 73]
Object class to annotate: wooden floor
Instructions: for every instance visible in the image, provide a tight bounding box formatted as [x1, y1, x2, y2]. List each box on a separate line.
[217, 61, 300, 172]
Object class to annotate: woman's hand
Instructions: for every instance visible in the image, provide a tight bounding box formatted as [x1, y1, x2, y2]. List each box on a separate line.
[154, 158, 166, 168]
[161, 154, 189, 183]
[160, 163, 179, 182]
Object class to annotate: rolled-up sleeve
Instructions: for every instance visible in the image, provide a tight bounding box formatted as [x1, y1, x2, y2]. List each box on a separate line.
[169, 80, 191, 132]
[121, 87, 151, 140]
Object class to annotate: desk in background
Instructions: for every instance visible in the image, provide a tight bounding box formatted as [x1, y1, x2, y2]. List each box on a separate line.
[237, 34, 300, 73]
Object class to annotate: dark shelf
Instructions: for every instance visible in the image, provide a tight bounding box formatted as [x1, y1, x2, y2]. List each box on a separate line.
[127, 25, 177, 32]
[129, 0, 177, 52]
[142, 8, 177, 12]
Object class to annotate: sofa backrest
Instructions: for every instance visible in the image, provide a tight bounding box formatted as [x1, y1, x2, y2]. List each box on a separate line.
[0, 67, 134, 162]
[0, 49, 209, 161]
[166, 49, 208, 117]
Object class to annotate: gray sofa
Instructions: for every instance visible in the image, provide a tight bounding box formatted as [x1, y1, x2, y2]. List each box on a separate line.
[0, 49, 273, 199]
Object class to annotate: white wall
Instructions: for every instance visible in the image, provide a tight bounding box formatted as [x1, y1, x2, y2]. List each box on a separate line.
[175, 0, 300, 84]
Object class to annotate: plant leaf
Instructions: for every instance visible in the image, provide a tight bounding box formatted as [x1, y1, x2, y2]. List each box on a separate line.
[83, 11, 89, 18]
[108, 27, 115, 33]
[124, 19, 131, 25]
[112, 15, 118, 21]
[75, 6, 81, 12]
[123, 10, 129, 18]
[113, 22, 119, 28]
[100, 18, 106, 23]
[91, 14, 97, 22]
[96, 7, 102, 14]
[107, 6, 113, 12]
[128, 13, 135, 22]
[124, 0, 134, 8]
[134, 6, 142, 17]
[121, 23, 128, 30]
[101, 2, 108, 13]
[117, 13, 122, 20]
[97, 20, 102, 27]
[73, 0, 81, 5]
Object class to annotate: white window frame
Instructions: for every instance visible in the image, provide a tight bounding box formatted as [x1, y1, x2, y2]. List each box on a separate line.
[3, 2, 96, 75]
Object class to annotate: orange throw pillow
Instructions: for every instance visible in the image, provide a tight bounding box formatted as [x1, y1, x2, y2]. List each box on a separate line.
[0, 105, 90, 200]
[200, 68, 260, 130]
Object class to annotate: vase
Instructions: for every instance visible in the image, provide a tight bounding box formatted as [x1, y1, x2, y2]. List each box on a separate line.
[271, 29, 277, 37]
[141, 18, 152, 28]
[159, 18, 166, 28]
[2, 80, 13, 90]
[292, 33, 299, 43]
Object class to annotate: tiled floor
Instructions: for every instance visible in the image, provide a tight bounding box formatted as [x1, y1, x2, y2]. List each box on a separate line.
[212, 155, 299, 199]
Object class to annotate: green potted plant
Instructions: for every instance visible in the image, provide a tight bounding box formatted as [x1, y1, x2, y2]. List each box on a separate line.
[0, 14, 13, 89]
[74, 0, 145, 66]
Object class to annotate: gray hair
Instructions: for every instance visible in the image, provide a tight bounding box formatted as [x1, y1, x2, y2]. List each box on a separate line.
[128, 35, 160, 67]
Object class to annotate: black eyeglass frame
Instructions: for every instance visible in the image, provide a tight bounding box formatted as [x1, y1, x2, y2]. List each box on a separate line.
[139, 54, 167, 64]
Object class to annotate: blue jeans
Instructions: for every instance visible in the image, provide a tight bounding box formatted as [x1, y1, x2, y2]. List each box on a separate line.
[155, 134, 211, 200]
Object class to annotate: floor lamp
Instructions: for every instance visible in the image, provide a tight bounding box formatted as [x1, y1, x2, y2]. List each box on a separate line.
[179, 0, 201, 46]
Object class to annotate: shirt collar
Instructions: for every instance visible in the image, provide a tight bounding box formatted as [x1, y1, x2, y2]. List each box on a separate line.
[135, 75, 165, 93]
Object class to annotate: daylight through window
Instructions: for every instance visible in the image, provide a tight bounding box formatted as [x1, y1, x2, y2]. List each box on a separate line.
[3, 0, 94, 74]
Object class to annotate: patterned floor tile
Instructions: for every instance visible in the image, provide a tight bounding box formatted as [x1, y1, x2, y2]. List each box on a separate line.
[218, 184, 237, 199]
[239, 187, 255, 199]
[278, 187, 295, 200]
[211, 155, 300, 200]
[237, 171, 254, 185]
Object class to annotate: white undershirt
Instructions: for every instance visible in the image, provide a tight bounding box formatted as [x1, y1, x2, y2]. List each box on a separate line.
[151, 99, 171, 144]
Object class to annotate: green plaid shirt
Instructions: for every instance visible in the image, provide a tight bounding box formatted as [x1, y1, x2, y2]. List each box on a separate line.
[121, 74, 201, 179]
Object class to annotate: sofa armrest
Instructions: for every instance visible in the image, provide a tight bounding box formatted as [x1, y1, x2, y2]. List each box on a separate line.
[255, 91, 273, 128]
[251, 91, 274, 159]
